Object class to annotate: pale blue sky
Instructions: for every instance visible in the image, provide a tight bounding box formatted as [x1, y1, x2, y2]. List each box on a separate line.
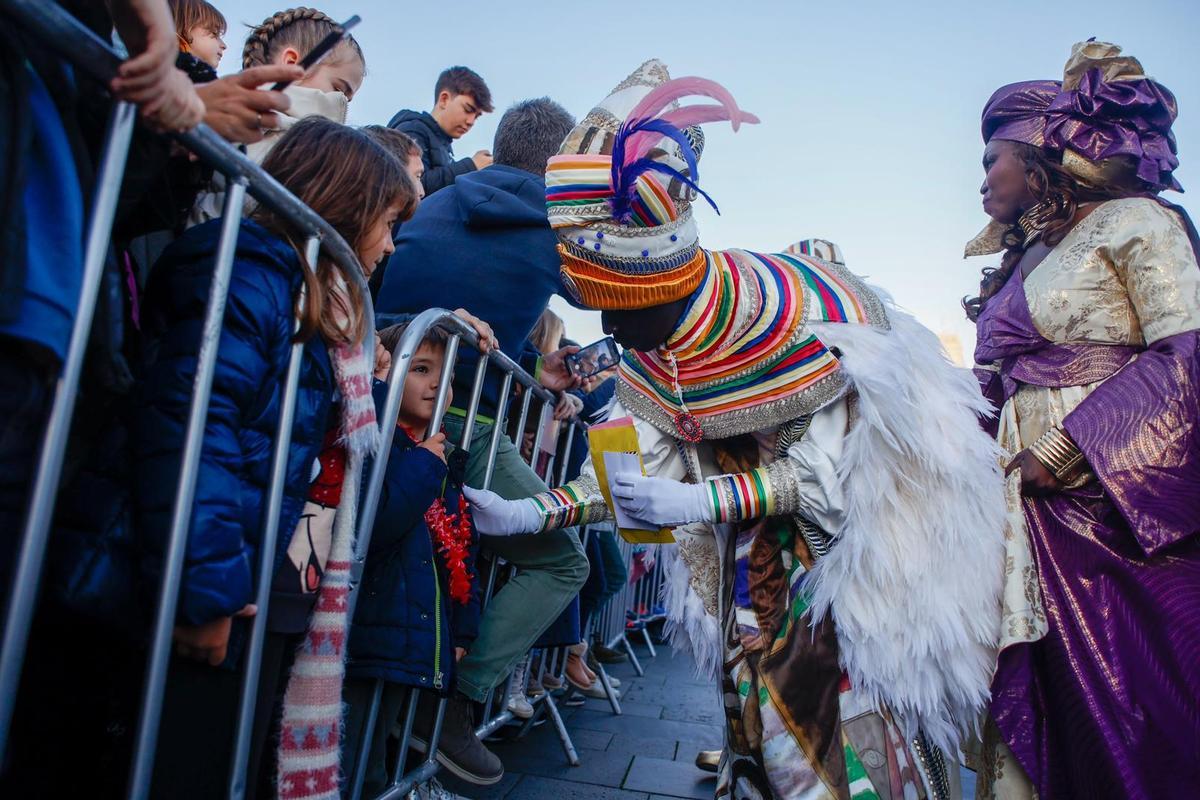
[219, 0, 1198, 360]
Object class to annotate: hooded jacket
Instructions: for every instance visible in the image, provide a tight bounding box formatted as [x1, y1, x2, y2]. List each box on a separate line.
[376, 164, 570, 418]
[387, 109, 475, 196]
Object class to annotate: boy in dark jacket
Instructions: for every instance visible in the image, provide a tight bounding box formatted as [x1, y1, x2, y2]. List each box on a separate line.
[387, 66, 494, 197]
[343, 321, 485, 795]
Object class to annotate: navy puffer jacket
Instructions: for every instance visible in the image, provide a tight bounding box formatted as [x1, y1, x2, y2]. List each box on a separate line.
[135, 219, 334, 627]
[348, 418, 480, 694]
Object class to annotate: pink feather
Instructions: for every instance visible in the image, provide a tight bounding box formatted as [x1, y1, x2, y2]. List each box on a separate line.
[626, 76, 751, 127]
[621, 76, 759, 167]
[659, 105, 761, 131]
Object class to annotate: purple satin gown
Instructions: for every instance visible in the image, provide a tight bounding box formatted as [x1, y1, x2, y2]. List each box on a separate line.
[974, 266, 1200, 799]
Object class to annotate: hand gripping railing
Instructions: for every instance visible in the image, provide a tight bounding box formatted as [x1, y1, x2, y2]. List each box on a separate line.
[0, 2, 373, 798]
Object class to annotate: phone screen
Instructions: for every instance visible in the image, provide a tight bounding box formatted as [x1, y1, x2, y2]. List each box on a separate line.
[567, 337, 621, 379]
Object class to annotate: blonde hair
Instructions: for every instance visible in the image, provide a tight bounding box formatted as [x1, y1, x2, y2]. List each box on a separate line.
[242, 7, 364, 71]
[528, 310, 565, 355]
[254, 118, 419, 345]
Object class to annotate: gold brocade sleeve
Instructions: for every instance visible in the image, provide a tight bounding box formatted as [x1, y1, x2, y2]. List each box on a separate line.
[1109, 201, 1200, 343]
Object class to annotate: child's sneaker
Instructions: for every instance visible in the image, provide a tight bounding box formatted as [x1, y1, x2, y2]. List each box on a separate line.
[505, 656, 534, 719]
[409, 777, 467, 800]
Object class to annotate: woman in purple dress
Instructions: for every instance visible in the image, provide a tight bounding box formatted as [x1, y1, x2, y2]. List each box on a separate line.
[967, 40, 1200, 799]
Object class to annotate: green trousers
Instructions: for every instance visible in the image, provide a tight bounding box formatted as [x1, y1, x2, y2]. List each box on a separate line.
[442, 414, 589, 702]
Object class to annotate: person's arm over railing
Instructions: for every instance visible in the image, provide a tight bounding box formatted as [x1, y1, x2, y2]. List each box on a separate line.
[465, 397, 680, 535]
[108, 0, 204, 131]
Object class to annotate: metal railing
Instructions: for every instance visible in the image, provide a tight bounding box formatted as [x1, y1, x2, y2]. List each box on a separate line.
[344, 309, 587, 800]
[0, 5, 380, 797]
[0, 3, 671, 799]
[590, 537, 670, 681]
[0, 3, 370, 798]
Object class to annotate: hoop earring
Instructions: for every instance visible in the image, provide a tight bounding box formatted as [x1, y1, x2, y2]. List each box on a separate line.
[1017, 189, 1069, 247]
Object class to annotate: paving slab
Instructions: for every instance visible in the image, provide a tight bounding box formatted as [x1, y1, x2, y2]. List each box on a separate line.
[595, 732, 680, 761]
[669, 737, 724, 764]
[507, 775, 651, 800]
[659, 704, 722, 726]
[488, 738, 635, 788]
[577, 696, 665, 719]
[570, 727, 615, 751]
[567, 708, 723, 742]
[623, 756, 717, 800]
[438, 769, 522, 799]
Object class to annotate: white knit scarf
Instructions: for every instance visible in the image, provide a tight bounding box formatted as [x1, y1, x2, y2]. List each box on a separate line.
[276, 337, 377, 800]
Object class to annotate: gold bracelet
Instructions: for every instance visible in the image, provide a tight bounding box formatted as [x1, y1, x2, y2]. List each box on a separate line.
[1029, 426, 1086, 483]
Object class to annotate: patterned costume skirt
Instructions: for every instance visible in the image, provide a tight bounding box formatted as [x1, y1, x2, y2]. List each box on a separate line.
[715, 517, 927, 800]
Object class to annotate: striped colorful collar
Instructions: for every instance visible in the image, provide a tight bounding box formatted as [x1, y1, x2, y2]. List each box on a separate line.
[616, 248, 888, 440]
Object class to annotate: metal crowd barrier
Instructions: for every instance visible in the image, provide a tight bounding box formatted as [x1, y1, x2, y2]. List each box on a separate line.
[345, 309, 587, 799]
[592, 538, 669, 680]
[0, 5, 377, 800]
[0, 4, 673, 799]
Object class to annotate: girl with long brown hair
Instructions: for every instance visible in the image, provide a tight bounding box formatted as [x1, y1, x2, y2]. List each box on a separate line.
[136, 116, 418, 799]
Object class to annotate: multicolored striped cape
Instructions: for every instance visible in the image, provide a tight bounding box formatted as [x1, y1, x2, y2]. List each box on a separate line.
[616, 248, 889, 439]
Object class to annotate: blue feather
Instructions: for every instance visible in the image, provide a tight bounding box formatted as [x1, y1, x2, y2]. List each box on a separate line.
[609, 115, 712, 223]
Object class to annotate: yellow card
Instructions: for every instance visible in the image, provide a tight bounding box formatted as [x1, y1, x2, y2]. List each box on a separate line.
[587, 417, 674, 544]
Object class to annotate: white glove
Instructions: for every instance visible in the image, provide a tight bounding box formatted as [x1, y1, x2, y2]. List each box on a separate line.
[462, 486, 542, 536]
[610, 473, 712, 529]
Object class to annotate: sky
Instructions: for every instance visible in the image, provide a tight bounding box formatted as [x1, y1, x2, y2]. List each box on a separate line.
[218, 0, 1199, 361]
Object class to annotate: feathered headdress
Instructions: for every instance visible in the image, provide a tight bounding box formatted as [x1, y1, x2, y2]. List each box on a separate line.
[546, 60, 758, 309]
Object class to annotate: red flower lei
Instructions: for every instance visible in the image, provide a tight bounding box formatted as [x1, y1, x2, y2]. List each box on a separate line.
[426, 494, 473, 605]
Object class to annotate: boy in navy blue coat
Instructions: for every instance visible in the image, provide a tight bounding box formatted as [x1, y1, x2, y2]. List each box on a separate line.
[343, 322, 482, 795]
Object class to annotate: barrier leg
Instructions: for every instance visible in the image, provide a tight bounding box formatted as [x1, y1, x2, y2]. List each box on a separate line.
[388, 687, 419, 787]
[621, 634, 645, 677]
[227, 238, 317, 800]
[595, 662, 622, 716]
[128, 178, 250, 800]
[346, 679, 384, 800]
[542, 693, 580, 767]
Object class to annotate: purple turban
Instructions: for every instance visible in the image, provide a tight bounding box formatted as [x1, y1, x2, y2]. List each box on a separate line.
[981, 48, 1182, 192]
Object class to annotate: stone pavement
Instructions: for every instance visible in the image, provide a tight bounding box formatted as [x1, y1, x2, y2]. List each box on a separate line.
[442, 639, 723, 800]
[441, 637, 978, 800]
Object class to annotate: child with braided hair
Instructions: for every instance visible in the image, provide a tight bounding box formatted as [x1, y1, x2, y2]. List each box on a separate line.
[241, 6, 364, 158]
[189, 6, 367, 224]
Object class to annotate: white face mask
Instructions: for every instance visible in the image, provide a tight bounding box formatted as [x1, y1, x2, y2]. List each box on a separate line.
[282, 85, 349, 126]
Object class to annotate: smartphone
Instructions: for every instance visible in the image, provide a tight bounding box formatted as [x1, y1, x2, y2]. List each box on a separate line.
[565, 336, 621, 379]
[269, 15, 361, 91]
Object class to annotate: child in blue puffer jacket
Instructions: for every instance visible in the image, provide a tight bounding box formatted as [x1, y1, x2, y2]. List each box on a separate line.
[137, 117, 419, 800]
[343, 320, 482, 798]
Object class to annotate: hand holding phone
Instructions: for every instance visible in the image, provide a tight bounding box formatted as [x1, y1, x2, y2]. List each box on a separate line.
[565, 336, 620, 380]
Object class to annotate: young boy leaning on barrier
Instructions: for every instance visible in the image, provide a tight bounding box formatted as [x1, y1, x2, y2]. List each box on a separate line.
[343, 321, 483, 797]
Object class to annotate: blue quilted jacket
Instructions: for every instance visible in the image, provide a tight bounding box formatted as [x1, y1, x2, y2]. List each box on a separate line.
[134, 219, 334, 627]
